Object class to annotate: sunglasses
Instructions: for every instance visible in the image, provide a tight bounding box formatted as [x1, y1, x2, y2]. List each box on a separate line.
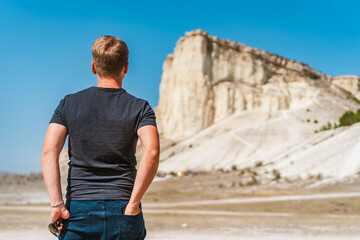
[48, 221, 60, 237]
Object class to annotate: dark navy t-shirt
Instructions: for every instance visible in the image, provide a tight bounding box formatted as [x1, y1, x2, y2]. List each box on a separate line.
[49, 86, 157, 201]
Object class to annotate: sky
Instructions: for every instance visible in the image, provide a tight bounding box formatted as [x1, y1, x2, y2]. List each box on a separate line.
[0, 0, 359, 173]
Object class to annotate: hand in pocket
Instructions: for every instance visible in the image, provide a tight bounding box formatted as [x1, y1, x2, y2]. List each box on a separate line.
[124, 202, 141, 216]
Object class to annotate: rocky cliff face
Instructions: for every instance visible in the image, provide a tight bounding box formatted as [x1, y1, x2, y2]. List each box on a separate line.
[156, 29, 359, 141]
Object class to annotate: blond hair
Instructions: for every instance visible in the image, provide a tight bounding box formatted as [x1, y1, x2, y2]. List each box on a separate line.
[92, 35, 129, 77]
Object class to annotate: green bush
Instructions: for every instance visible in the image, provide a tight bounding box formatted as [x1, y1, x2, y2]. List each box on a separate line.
[315, 108, 360, 133]
[316, 173, 323, 181]
[339, 110, 360, 126]
[215, 168, 224, 173]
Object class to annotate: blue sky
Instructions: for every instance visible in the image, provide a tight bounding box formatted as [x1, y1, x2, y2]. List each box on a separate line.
[0, 0, 359, 173]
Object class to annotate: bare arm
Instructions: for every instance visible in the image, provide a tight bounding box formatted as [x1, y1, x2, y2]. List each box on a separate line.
[125, 125, 160, 215]
[41, 123, 70, 233]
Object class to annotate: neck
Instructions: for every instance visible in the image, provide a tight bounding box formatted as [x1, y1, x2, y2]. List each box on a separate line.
[97, 76, 123, 88]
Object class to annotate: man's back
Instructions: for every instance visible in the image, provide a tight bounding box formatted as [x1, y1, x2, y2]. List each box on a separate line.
[42, 35, 159, 239]
[50, 86, 157, 201]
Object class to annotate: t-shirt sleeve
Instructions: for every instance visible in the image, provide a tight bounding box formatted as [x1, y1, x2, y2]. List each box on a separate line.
[137, 101, 157, 130]
[49, 97, 68, 128]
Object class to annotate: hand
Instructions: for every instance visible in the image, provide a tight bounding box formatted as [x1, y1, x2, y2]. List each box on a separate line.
[50, 204, 70, 235]
[124, 202, 141, 216]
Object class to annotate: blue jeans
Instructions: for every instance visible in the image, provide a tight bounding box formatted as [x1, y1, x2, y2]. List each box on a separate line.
[58, 199, 147, 240]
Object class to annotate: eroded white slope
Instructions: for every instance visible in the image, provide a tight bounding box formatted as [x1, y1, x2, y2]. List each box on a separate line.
[158, 88, 360, 180]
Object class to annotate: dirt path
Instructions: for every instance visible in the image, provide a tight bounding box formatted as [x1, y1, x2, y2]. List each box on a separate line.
[2, 192, 360, 212]
[144, 191, 360, 208]
[2, 206, 360, 219]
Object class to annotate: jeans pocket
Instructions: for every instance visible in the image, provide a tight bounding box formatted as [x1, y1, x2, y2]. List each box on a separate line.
[123, 209, 142, 217]
[58, 218, 69, 239]
[119, 211, 144, 239]
[60, 212, 92, 239]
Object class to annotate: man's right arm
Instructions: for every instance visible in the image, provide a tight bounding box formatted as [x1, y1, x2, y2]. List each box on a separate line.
[125, 125, 159, 215]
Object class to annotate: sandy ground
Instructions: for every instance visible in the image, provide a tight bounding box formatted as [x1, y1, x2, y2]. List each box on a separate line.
[1, 229, 360, 240]
[1, 171, 360, 239]
[1, 191, 360, 239]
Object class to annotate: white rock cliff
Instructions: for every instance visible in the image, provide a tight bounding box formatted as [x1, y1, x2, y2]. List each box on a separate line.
[156, 29, 359, 142]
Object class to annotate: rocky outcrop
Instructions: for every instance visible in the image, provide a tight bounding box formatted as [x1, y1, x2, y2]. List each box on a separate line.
[331, 75, 360, 99]
[156, 29, 349, 141]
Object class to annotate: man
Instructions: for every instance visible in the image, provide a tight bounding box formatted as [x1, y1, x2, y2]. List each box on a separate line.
[41, 35, 160, 240]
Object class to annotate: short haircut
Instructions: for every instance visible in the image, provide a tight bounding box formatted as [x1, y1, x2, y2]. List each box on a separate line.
[92, 35, 129, 78]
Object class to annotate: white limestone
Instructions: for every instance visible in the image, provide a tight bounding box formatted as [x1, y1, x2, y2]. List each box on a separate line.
[156, 29, 346, 141]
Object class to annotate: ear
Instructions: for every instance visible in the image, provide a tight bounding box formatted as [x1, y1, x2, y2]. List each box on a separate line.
[91, 62, 97, 75]
[123, 62, 129, 74]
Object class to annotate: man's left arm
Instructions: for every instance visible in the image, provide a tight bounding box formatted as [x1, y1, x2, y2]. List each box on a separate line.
[41, 123, 70, 234]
